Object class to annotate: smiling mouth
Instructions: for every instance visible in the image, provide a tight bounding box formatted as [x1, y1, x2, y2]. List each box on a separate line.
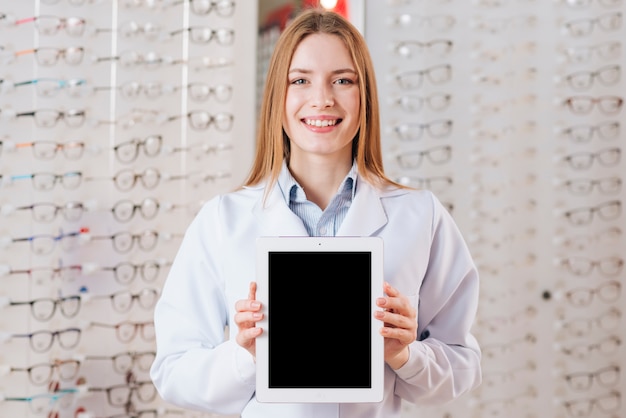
[303, 119, 340, 127]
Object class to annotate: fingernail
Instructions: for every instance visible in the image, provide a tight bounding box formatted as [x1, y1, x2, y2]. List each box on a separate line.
[251, 301, 260, 309]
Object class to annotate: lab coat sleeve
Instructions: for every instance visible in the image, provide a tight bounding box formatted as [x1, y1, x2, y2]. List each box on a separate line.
[393, 193, 482, 405]
[150, 197, 256, 415]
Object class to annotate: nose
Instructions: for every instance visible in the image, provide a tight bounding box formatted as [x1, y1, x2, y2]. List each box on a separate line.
[311, 84, 334, 108]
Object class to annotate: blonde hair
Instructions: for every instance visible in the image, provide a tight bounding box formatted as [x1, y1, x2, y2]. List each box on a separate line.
[242, 8, 403, 193]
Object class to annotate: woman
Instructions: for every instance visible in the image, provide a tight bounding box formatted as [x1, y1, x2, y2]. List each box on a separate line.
[150, 8, 481, 418]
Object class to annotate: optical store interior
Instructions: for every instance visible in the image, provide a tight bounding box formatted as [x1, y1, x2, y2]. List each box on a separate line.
[0, 0, 624, 417]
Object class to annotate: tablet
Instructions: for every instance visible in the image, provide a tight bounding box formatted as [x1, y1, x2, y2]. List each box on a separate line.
[255, 236, 384, 403]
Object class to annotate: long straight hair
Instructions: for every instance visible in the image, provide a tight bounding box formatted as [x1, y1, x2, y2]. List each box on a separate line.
[242, 8, 404, 194]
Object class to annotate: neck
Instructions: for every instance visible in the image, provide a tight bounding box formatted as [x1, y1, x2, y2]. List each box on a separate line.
[289, 157, 351, 211]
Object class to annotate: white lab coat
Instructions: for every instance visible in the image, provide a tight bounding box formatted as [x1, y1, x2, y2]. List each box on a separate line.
[150, 178, 481, 418]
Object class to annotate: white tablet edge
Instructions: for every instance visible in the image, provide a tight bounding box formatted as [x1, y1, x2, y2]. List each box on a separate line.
[255, 236, 384, 403]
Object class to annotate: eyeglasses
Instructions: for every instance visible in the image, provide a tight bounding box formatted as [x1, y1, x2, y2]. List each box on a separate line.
[2, 201, 88, 223]
[482, 361, 536, 388]
[395, 64, 452, 89]
[165, 111, 234, 131]
[558, 307, 622, 337]
[391, 12, 456, 30]
[109, 410, 189, 418]
[15, 15, 86, 36]
[9, 358, 81, 386]
[562, 0, 623, 8]
[85, 167, 192, 191]
[392, 39, 453, 58]
[2, 387, 81, 414]
[165, 0, 236, 16]
[396, 145, 452, 169]
[561, 65, 621, 91]
[115, 20, 162, 40]
[90, 230, 160, 253]
[392, 119, 453, 140]
[470, 14, 537, 34]
[556, 256, 623, 277]
[562, 12, 622, 37]
[560, 41, 622, 64]
[472, 67, 538, 86]
[15, 109, 86, 128]
[562, 390, 621, 417]
[10, 327, 81, 352]
[559, 335, 621, 359]
[8, 171, 82, 190]
[14, 47, 85, 66]
[471, 41, 537, 63]
[11, 78, 87, 98]
[554, 226, 622, 251]
[93, 288, 159, 313]
[6, 227, 90, 255]
[93, 50, 183, 70]
[482, 333, 537, 360]
[561, 121, 620, 143]
[563, 365, 620, 391]
[110, 197, 160, 222]
[11, 140, 86, 160]
[177, 82, 232, 102]
[88, 381, 156, 408]
[93, 81, 174, 101]
[86, 351, 155, 375]
[395, 175, 453, 192]
[5, 294, 82, 321]
[42, 0, 102, 5]
[562, 200, 621, 226]
[90, 321, 155, 343]
[167, 26, 235, 45]
[101, 259, 171, 285]
[561, 280, 621, 308]
[1, 262, 86, 284]
[560, 147, 621, 170]
[393, 93, 452, 113]
[558, 176, 622, 195]
[113, 135, 162, 163]
[562, 95, 623, 115]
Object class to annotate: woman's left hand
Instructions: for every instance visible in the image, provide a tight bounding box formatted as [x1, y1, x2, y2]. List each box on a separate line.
[375, 281, 418, 370]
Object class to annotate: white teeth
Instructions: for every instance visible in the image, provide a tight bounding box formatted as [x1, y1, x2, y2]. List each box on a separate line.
[305, 119, 337, 127]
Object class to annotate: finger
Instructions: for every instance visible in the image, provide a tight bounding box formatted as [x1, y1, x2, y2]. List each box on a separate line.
[383, 281, 399, 297]
[234, 298, 261, 313]
[234, 311, 263, 327]
[374, 309, 414, 329]
[236, 326, 263, 347]
[248, 281, 257, 300]
[380, 326, 415, 344]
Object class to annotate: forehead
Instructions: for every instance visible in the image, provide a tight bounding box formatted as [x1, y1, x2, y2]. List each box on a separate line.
[289, 33, 354, 69]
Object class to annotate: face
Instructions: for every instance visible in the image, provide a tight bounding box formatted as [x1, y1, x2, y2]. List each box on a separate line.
[283, 33, 360, 165]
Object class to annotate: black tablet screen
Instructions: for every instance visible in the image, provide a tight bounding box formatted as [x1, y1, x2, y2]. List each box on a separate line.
[267, 251, 372, 389]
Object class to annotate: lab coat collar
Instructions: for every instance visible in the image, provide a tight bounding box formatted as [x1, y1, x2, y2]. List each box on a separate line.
[251, 180, 396, 237]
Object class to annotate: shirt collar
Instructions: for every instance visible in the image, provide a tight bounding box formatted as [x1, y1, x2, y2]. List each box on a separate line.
[277, 161, 358, 206]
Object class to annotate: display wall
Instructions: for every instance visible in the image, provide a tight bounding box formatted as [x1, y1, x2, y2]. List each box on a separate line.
[0, 1, 254, 417]
[0, 0, 624, 418]
[363, 0, 625, 417]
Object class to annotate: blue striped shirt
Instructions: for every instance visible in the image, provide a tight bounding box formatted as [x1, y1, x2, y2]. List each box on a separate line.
[277, 162, 357, 237]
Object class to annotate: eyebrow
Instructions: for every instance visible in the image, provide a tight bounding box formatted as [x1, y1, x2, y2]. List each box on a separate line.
[288, 68, 357, 75]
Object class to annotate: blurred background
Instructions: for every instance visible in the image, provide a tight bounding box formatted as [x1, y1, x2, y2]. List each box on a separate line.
[0, 0, 623, 417]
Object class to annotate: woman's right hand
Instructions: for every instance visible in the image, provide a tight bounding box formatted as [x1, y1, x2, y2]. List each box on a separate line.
[234, 281, 263, 360]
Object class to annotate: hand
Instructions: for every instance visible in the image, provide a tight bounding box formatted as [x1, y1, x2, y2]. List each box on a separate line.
[375, 281, 417, 370]
[234, 281, 263, 360]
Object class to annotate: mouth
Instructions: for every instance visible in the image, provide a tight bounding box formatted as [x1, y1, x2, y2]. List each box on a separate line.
[303, 118, 341, 127]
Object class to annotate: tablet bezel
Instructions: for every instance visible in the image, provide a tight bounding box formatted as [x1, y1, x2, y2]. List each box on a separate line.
[255, 236, 384, 403]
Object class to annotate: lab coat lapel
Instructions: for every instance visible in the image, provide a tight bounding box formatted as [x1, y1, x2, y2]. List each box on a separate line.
[252, 184, 309, 236]
[337, 181, 388, 237]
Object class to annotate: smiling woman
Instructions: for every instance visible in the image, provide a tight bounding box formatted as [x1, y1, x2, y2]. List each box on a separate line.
[150, 8, 481, 418]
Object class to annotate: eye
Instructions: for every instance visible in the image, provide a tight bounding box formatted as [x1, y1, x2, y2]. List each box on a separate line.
[291, 78, 307, 85]
[335, 78, 354, 85]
